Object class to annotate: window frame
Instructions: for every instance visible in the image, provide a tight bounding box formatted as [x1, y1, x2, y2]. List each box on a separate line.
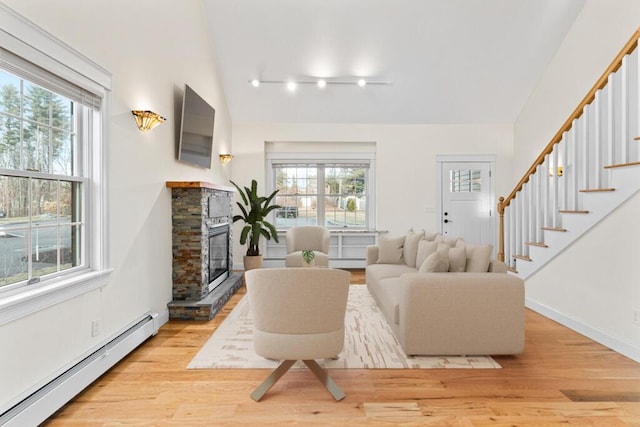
[266, 152, 376, 231]
[0, 4, 112, 325]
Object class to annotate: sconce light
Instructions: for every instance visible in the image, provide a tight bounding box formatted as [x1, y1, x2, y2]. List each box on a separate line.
[131, 110, 166, 132]
[219, 154, 233, 165]
[549, 166, 563, 177]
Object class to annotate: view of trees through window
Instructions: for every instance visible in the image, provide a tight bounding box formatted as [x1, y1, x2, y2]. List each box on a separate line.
[273, 164, 368, 228]
[0, 69, 82, 288]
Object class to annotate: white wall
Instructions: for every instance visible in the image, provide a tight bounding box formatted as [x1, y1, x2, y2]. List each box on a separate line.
[514, 0, 640, 360]
[231, 122, 513, 260]
[526, 190, 640, 361]
[0, 0, 232, 408]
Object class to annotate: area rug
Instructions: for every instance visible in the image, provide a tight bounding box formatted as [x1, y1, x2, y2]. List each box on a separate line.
[187, 284, 500, 369]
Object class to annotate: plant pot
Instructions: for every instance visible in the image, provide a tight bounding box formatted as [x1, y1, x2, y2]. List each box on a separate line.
[243, 255, 263, 271]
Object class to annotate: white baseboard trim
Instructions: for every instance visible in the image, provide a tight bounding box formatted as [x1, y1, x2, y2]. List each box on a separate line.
[153, 307, 170, 332]
[0, 312, 160, 426]
[526, 298, 640, 363]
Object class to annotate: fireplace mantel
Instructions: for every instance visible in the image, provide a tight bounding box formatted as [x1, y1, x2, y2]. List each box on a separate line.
[166, 181, 235, 193]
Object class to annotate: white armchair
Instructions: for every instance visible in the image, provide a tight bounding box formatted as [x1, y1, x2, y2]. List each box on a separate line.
[244, 267, 350, 401]
[285, 226, 330, 267]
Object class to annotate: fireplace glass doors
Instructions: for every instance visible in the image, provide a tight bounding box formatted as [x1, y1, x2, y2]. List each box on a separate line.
[208, 223, 229, 292]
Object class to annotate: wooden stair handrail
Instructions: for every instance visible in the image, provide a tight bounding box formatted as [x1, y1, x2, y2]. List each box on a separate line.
[497, 27, 640, 262]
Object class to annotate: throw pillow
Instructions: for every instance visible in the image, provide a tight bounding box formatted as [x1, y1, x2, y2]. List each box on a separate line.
[416, 239, 439, 268]
[403, 229, 424, 268]
[377, 235, 405, 264]
[419, 250, 449, 273]
[448, 246, 467, 272]
[441, 235, 459, 247]
[465, 243, 494, 272]
[424, 231, 438, 241]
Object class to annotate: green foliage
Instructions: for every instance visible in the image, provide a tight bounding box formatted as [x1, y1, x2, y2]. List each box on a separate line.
[302, 249, 315, 265]
[230, 179, 281, 256]
[0, 75, 72, 218]
[346, 198, 357, 212]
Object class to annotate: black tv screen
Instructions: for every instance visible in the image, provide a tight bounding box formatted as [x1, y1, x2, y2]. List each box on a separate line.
[178, 84, 215, 168]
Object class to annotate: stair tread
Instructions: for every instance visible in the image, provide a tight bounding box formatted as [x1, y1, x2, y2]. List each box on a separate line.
[579, 188, 615, 193]
[513, 255, 532, 261]
[604, 161, 640, 169]
[542, 227, 567, 232]
[559, 210, 589, 214]
[525, 242, 549, 248]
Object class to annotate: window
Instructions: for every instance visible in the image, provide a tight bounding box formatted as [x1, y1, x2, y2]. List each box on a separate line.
[0, 69, 86, 288]
[0, 7, 110, 323]
[449, 169, 482, 193]
[270, 158, 373, 229]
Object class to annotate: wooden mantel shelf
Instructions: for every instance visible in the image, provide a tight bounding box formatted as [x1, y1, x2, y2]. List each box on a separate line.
[166, 181, 235, 192]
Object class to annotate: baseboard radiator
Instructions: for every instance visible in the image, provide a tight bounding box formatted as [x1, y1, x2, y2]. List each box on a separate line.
[0, 313, 160, 427]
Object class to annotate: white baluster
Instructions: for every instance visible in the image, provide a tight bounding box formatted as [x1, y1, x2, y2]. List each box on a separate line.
[538, 160, 546, 241]
[570, 120, 579, 209]
[621, 55, 629, 164]
[515, 193, 522, 259]
[551, 148, 559, 228]
[630, 45, 639, 162]
[594, 89, 602, 188]
[561, 131, 569, 213]
[523, 186, 529, 256]
[530, 172, 538, 243]
[581, 104, 590, 191]
[606, 73, 615, 175]
[508, 203, 515, 268]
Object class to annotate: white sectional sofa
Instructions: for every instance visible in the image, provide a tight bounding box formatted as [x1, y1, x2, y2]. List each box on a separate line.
[366, 230, 525, 356]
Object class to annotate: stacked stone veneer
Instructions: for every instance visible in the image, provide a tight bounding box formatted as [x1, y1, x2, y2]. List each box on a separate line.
[167, 181, 243, 320]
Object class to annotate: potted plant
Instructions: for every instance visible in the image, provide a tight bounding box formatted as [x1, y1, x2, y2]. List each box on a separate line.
[230, 179, 281, 270]
[302, 249, 315, 267]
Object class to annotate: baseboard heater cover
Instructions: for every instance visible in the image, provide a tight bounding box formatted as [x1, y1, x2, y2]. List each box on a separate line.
[0, 312, 160, 427]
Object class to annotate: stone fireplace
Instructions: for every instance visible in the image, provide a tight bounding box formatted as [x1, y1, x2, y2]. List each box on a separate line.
[166, 181, 243, 320]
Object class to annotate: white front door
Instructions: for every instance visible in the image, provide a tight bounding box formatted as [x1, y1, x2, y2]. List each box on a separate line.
[440, 161, 494, 247]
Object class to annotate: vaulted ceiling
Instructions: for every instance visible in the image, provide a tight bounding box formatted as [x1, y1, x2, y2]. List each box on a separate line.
[203, 0, 585, 124]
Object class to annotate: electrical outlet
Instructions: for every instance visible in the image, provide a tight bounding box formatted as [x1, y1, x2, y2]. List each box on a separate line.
[91, 319, 100, 337]
[633, 310, 640, 327]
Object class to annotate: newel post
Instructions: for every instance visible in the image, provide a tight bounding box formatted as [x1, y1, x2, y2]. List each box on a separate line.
[497, 196, 505, 262]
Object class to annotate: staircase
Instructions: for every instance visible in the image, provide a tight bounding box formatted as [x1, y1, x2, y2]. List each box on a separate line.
[498, 28, 640, 280]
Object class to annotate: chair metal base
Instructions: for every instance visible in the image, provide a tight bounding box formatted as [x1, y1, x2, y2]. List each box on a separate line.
[250, 359, 345, 402]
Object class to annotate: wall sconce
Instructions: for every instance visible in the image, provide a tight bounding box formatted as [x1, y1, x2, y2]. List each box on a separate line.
[131, 110, 166, 132]
[549, 166, 563, 177]
[219, 154, 233, 165]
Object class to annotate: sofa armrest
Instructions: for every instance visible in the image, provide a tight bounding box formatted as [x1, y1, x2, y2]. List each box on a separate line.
[488, 259, 508, 273]
[398, 272, 525, 355]
[366, 245, 379, 266]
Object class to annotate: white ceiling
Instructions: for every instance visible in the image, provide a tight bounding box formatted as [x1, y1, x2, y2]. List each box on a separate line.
[202, 0, 585, 124]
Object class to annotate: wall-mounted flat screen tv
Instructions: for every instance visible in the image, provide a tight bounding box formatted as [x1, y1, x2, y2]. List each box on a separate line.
[178, 84, 215, 168]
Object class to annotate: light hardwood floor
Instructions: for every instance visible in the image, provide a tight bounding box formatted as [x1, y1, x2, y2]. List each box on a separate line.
[45, 270, 640, 426]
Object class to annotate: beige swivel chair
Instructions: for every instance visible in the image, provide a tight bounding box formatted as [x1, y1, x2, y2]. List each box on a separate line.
[244, 267, 350, 401]
[284, 226, 330, 267]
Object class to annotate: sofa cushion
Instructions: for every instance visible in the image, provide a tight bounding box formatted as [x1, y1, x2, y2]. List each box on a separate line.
[448, 246, 467, 272]
[419, 250, 449, 272]
[464, 243, 493, 272]
[370, 277, 403, 327]
[377, 235, 405, 264]
[403, 229, 424, 268]
[416, 239, 438, 268]
[366, 263, 416, 287]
